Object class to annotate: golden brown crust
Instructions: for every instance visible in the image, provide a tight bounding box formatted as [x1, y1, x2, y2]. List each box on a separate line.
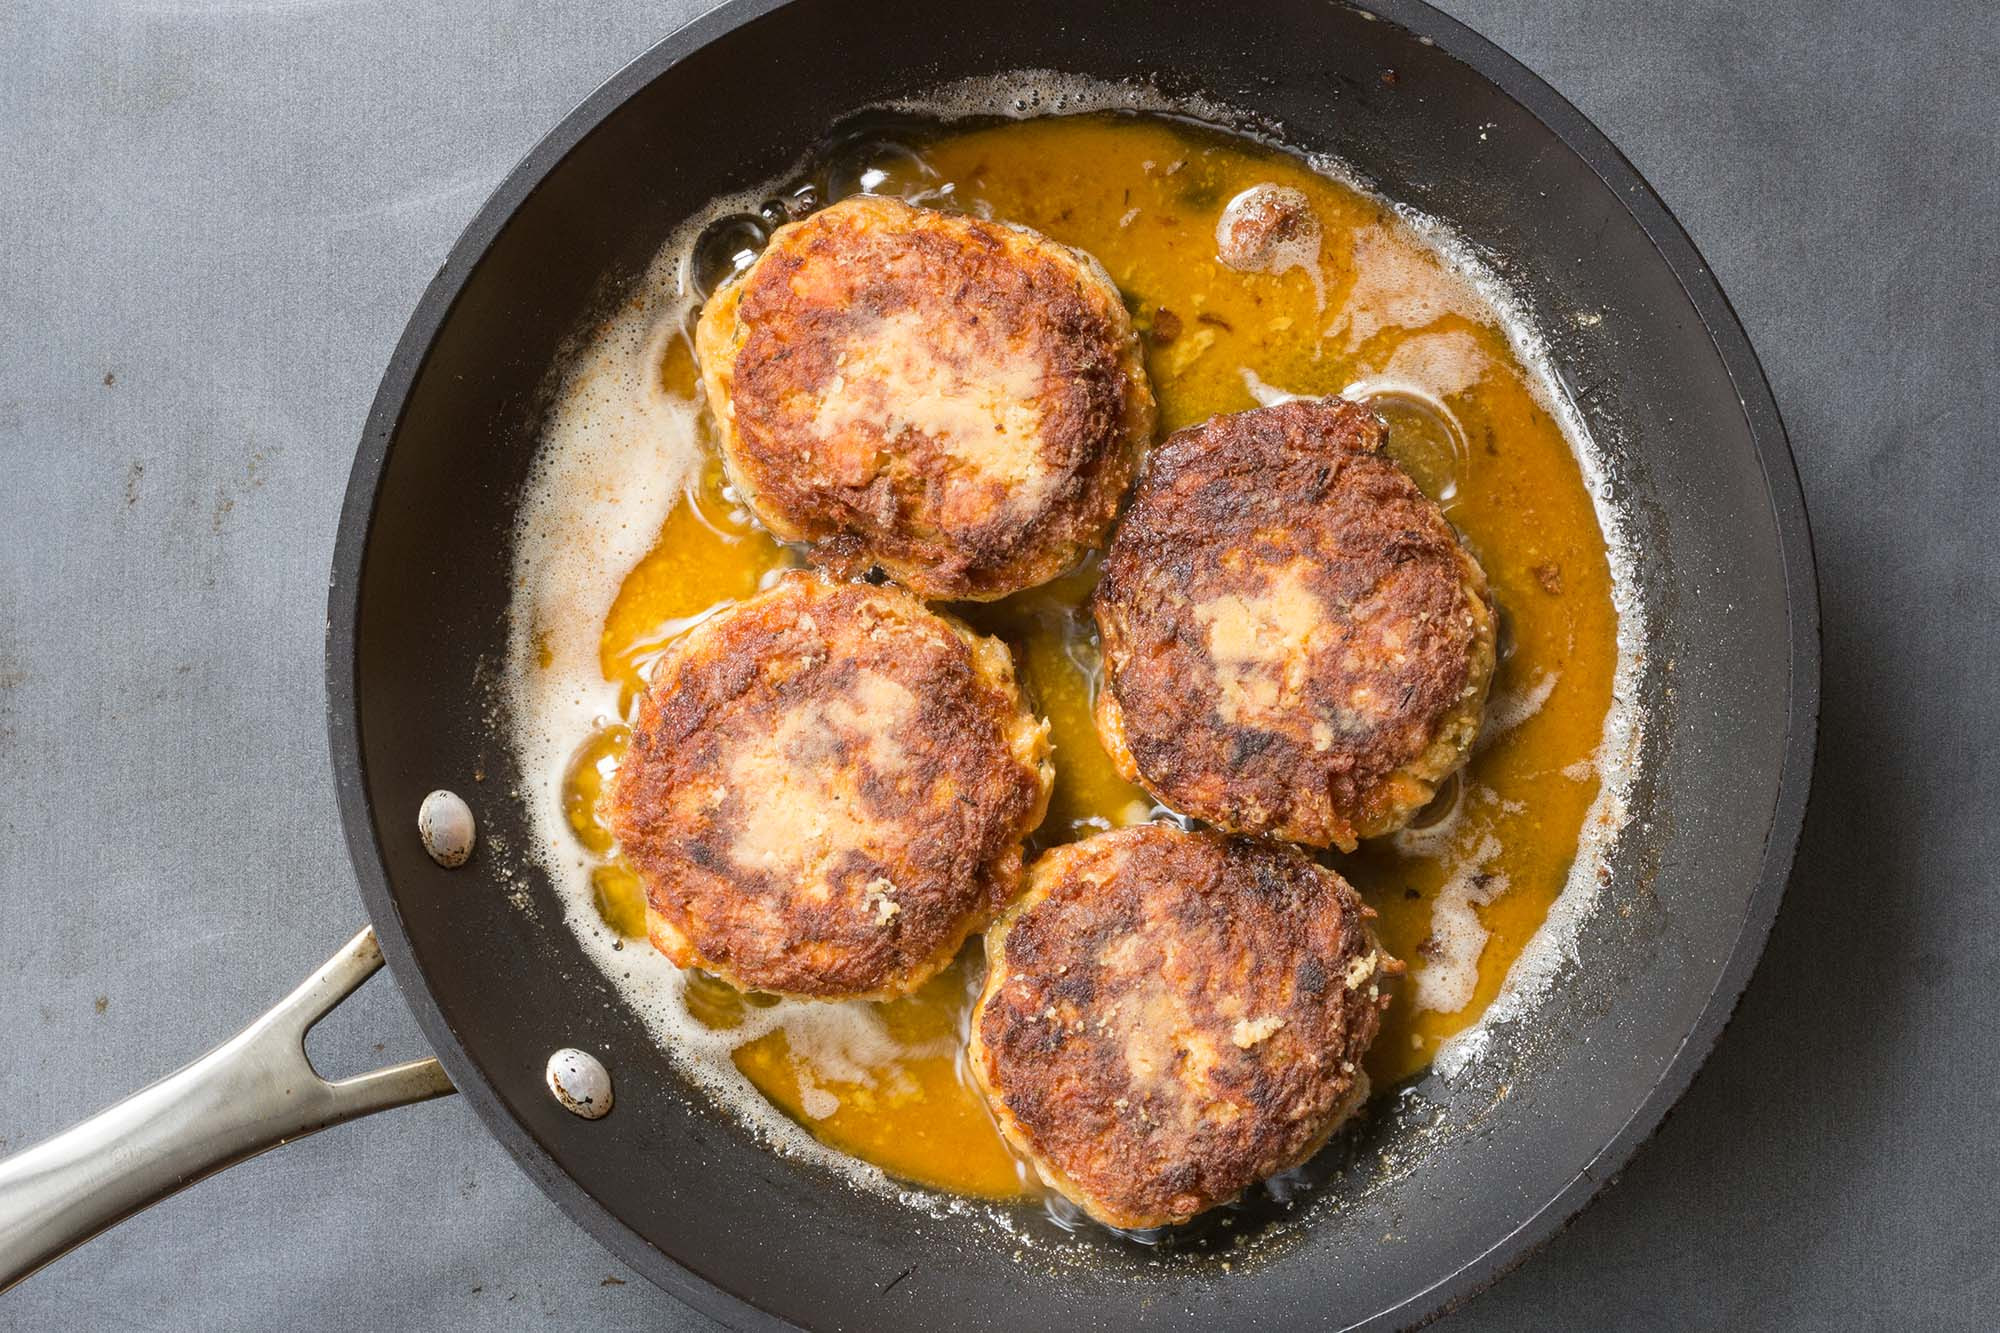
[1092, 398, 1496, 851]
[969, 825, 1394, 1229]
[695, 195, 1155, 601]
[604, 571, 1052, 999]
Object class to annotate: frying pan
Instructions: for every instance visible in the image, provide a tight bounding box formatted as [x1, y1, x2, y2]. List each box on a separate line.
[0, 0, 1819, 1326]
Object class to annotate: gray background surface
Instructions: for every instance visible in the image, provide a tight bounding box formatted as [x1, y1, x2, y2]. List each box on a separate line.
[2, 0, 1994, 1328]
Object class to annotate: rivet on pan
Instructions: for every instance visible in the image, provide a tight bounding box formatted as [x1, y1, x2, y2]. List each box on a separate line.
[546, 1048, 614, 1120]
[417, 790, 476, 868]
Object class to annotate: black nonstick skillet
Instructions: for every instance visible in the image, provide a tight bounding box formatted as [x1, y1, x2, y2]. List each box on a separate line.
[0, 2, 1819, 1327]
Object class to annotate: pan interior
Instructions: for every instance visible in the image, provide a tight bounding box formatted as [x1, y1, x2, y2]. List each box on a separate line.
[503, 95, 1643, 1234]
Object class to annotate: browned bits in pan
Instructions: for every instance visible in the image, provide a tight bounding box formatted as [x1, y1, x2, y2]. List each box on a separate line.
[695, 195, 1155, 601]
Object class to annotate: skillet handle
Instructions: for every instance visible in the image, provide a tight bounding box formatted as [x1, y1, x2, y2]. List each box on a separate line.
[0, 926, 455, 1292]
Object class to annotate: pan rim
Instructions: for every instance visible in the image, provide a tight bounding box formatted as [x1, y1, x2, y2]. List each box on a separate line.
[325, 1, 1821, 1328]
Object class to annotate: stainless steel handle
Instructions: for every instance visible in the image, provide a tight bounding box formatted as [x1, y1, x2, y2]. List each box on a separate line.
[0, 926, 455, 1291]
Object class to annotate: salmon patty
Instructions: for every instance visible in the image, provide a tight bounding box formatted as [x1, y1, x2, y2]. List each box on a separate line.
[1093, 398, 1496, 851]
[969, 824, 1395, 1229]
[604, 571, 1052, 999]
[695, 195, 1155, 601]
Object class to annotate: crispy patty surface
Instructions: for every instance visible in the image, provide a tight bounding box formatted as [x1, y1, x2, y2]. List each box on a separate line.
[695, 195, 1155, 601]
[1093, 398, 1496, 851]
[970, 824, 1393, 1229]
[604, 572, 1052, 999]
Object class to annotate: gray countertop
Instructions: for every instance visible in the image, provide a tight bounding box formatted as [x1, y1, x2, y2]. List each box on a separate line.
[3, 1, 1995, 1328]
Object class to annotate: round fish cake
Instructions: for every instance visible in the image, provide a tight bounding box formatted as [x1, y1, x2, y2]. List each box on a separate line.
[1093, 398, 1496, 851]
[604, 571, 1053, 999]
[969, 824, 1394, 1230]
[695, 194, 1155, 601]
